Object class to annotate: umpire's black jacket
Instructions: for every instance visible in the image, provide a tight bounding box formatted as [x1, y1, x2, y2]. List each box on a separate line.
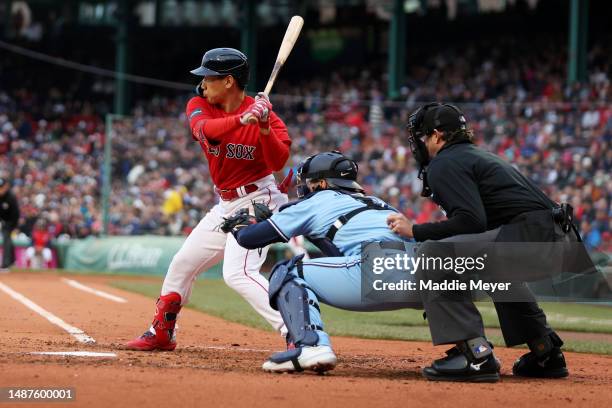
[413, 140, 557, 242]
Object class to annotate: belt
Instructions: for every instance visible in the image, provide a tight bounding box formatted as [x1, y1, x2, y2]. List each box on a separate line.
[379, 241, 408, 251]
[363, 240, 407, 252]
[216, 183, 259, 201]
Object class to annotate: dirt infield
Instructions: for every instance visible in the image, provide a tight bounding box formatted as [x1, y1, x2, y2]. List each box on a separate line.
[1, 272, 611, 408]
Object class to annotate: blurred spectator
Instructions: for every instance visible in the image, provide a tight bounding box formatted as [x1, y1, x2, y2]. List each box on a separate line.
[25, 218, 53, 269]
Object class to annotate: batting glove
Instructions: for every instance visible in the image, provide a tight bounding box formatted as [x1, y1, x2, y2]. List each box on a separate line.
[239, 103, 261, 125]
[255, 97, 272, 131]
[239, 109, 256, 125]
[255, 92, 270, 104]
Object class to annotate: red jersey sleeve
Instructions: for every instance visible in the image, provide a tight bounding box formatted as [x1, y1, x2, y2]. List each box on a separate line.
[186, 97, 242, 143]
[260, 112, 291, 171]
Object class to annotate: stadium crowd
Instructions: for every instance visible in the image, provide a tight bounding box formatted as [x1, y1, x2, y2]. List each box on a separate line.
[0, 37, 610, 252]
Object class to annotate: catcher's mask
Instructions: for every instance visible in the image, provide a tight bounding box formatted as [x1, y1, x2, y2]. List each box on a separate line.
[296, 151, 364, 198]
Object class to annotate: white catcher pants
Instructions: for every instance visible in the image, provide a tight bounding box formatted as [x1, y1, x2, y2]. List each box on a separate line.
[161, 174, 287, 333]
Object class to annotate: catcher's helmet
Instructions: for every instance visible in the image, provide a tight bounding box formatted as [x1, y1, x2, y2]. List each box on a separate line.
[296, 151, 364, 198]
[190, 48, 249, 89]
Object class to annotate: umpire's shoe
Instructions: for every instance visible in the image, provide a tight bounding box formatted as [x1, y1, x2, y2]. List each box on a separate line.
[423, 337, 500, 383]
[262, 345, 337, 373]
[513, 333, 568, 378]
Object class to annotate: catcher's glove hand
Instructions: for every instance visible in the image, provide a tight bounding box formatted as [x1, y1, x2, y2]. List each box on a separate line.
[252, 201, 273, 221]
[219, 202, 273, 234]
[220, 208, 256, 233]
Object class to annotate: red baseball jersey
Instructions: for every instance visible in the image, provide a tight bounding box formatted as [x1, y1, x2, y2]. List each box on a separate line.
[186, 95, 291, 190]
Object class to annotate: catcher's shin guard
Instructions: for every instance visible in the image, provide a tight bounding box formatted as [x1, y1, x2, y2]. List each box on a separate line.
[264, 257, 336, 373]
[126, 292, 182, 351]
[277, 280, 320, 347]
[269, 255, 321, 347]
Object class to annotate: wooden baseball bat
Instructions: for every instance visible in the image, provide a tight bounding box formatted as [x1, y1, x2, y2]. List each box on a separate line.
[248, 15, 304, 124]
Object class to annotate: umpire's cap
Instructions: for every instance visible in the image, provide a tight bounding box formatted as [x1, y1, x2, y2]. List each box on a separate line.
[298, 151, 364, 193]
[190, 48, 249, 89]
[421, 104, 467, 135]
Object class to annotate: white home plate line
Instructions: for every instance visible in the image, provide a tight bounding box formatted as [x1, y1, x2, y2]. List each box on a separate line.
[62, 278, 128, 303]
[0, 282, 96, 344]
[31, 351, 117, 357]
[203, 346, 273, 353]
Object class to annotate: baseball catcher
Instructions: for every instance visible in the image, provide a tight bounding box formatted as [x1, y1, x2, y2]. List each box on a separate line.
[227, 151, 422, 373]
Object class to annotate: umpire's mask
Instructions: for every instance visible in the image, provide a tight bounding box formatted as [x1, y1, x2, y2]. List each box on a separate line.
[406, 102, 467, 197]
[406, 102, 441, 168]
[406, 103, 440, 197]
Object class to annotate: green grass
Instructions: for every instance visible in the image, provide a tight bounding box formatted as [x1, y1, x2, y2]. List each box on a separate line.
[111, 278, 612, 355]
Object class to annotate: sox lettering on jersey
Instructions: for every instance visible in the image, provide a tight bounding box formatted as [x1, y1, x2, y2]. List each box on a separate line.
[185, 95, 290, 190]
[226, 143, 256, 160]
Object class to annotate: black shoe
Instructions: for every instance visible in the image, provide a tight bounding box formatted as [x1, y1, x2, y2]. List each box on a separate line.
[512, 347, 568, 378]
[423, 346, 501, 383]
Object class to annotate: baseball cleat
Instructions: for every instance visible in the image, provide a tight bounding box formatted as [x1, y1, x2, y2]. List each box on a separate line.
[125, 330, 176, 351]
[262, 345, 337, 373]
[512, 348, 568, 378]
[125, 293, 182, 351]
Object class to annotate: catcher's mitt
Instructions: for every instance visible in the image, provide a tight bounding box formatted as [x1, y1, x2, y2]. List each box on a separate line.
[220, 202, 273, 234]
[252, 201, 273, 221]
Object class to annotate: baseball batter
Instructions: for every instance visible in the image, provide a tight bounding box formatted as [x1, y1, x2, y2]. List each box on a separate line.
[126, 48, 290, 351]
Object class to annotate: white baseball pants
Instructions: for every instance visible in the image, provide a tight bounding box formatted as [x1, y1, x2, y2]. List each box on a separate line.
[161, 175, 287, 333]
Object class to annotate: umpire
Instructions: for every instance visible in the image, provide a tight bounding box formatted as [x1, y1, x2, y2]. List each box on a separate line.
[0, 178, 20, 271]
[388, 103, 576, 382]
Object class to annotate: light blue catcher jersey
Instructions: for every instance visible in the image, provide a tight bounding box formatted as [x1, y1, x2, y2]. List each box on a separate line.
[267, 190, 411, 256]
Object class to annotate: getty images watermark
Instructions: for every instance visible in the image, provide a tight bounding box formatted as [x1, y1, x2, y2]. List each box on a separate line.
[370, 251, 511, 292]
[360, 241, 603, 303]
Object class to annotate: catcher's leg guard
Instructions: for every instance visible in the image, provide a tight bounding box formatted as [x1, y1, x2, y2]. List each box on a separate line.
[268, 255, 328, 347]
[277, 280, 321, 347]
[264, 257, 336, 373]
[126, 292, 182, 351]
[268, 255, 304, 309]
